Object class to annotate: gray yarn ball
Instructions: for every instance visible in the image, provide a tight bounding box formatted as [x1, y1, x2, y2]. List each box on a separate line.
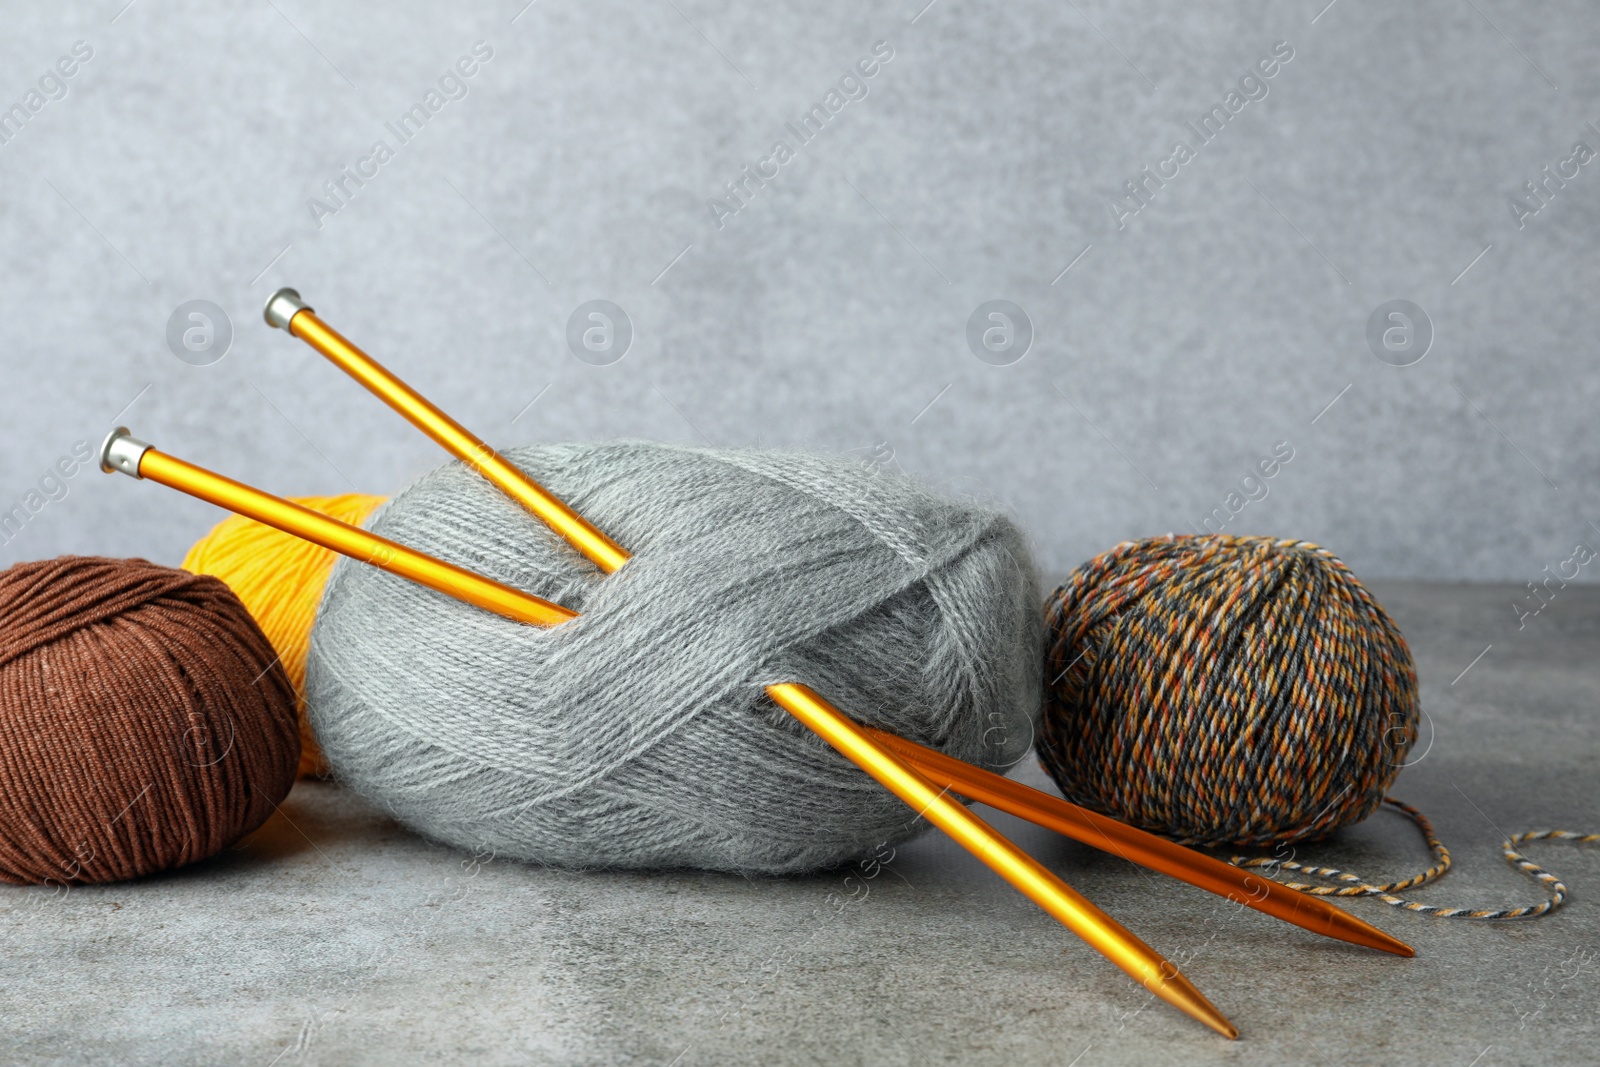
[306, 440, 1042, 874]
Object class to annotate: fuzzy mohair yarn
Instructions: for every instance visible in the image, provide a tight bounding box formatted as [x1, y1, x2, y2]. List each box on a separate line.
[0, 557, 299, 884]
[307, 440, 1042, 875]
[184, 494, 386, 777]
[1038, 535, 1418, 849]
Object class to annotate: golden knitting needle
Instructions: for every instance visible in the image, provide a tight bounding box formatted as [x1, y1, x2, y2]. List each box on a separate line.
[98, 428, 574, 628]
[264, 293, 628, 575]
[264, 288, 1411, 959]
[259, 292, 1244, 1033]
[763, 681, 1234, 1031]
[860, 727, 1413, 957]
[101, 424, 1235, 1039]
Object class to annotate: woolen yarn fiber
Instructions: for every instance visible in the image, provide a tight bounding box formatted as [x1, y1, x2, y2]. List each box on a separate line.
[1038, 534, 1418, 849]
[307, 440, 1042, 874]
[0, 557, 299, 884]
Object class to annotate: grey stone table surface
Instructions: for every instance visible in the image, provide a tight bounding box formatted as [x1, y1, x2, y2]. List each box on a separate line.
[3, 580, 1597, 1067]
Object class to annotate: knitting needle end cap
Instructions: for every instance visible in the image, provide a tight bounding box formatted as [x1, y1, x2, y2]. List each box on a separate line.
[99, 427, 150, 478]
[264, 287, 312, 331]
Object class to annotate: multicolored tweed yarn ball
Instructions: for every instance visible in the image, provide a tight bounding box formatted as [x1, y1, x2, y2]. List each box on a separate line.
[1038, 534, 1418, 848]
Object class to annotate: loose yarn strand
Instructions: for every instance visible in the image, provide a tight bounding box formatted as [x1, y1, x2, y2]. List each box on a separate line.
[1226, 798, 1600, 919]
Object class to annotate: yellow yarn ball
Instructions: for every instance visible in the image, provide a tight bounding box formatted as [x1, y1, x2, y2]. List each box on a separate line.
[183, 494, 386, 777]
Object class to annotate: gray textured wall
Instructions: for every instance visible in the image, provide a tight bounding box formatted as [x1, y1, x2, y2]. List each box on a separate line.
[0, 0, 1595, 588]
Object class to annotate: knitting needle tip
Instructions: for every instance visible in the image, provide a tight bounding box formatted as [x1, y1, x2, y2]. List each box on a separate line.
[1314, 906, 1415, 957]
[1152, 971, 1239, 1039]
[1244, 855, 1413, 956]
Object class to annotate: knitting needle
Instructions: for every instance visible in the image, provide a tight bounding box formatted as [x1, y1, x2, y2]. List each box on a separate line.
[98, 428, 575, 628]
[100, 423, 1237, 1039]
[860, 726, 1414, 957]
[263, 292, 629, 575]
[765, 681, 1234, 1038]
[263, 288, 1411, 959]
[261, 290, 1247, 1037]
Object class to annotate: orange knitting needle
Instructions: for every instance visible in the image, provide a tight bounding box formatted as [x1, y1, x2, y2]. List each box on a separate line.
[262, 288, 1237, 1038]
[99, 429, 575, 628]
[101, 421, 1235, 1038]
[765, 681, 1232, 1037]
[265, 288, 1412, 960]
[860, 727, 1414, 957]
[263, 291, 628, 574]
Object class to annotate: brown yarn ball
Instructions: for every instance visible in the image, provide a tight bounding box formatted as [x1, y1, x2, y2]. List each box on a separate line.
[1039, 535, 1418, 849]
[0, 557, 299, 885]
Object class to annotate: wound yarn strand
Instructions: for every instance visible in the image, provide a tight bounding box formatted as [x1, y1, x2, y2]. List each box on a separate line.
[1039, 534, 1416, 847]
[0, 556, 299, 885]
[1039, 534, 1592, 921]
[303, 441, 1044, 875]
